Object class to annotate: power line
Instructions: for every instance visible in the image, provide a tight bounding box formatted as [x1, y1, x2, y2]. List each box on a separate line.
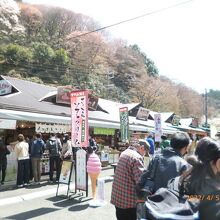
[67, 0, 193, 40]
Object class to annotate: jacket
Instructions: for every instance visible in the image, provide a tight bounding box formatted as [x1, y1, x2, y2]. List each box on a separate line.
[152, 147, 190, 192]
[31, 138, 45, 158]
[111, 146, 145, 208]
[0, 145, 10, 164]
[14, 141, 30, 160]
[46, 137, 62, 157]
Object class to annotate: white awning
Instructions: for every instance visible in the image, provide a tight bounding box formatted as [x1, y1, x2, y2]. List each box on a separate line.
[0, 109, 71, 124]
[0, 109, 150, 132]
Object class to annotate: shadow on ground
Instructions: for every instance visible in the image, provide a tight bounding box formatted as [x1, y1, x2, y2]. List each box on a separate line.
[4, 207, 59, 220]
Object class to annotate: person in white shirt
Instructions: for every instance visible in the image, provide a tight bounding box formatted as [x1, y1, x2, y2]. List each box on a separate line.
[14, 134, 30, 188]
[61, 134, 72, 161]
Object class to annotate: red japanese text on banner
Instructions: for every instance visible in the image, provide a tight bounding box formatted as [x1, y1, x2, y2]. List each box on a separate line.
[70, 90, 89, 147]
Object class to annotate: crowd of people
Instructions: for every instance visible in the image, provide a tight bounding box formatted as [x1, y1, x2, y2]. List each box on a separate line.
[1, 130, 220, 219]
[111, 132, 220, 220]
[0, 132, 73, 188]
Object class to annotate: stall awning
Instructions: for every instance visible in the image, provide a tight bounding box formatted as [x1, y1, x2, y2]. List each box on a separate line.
[0, 109, 150, 132]
[0, 109, 71, 124]
[89, 119, 149, 132]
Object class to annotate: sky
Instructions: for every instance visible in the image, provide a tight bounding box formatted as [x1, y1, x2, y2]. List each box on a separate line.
[24, 0, 220, 94]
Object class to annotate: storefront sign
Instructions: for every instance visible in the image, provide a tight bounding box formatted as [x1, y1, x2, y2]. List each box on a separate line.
[0, 80, 12, 95]
[35, 123, 71, 133]
[119, 107, 129, 143]
[56, 86, 99, 110]
[172, 115, 180, 126]
[56, 86, 73, 104]
[88, 94, 99, 110]
[154, 113, 162, 142]
[0, 119, 16, 129]
[94, 127, 115, 135]
[71, 90, 89, 147]
[191, 117, 199, 128]
[136, 107, 150, 121]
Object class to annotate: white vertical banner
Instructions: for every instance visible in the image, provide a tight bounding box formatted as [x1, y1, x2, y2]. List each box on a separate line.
[154, 113, 162, 142]
[76, 148, 87, 190]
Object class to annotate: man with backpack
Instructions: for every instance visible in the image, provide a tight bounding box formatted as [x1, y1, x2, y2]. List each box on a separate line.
[30, 133, 45, 184]
[138, 132, 191, 195]
[46, 133, 62, 183]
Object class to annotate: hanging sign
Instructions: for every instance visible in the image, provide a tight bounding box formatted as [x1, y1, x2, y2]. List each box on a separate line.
[56, 86, 73, 104]
[154, 113, 162, 142]
[191, 117, 199, 128]
[35, 123, 71, 133]
[70, 90, 89, 147]
[0, 80, 12, 95]
[0, 119, 16, 129]
[119, 107, 129, 143]
[136, 107, 150, 121]
[88, 94, 99, 110]
[172, 115, 180, 126]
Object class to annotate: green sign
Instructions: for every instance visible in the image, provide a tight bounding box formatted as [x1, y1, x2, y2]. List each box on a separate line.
[119, 107, 129, 142]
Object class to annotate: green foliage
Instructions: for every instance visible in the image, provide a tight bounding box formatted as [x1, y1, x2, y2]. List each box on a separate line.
[32, 42, 55, 64]
[208, 89, 220, 100]
[130, 44, 159, 77]
[145, 58, 159, 77]
[53, 49, 70, 65]
[4, 44, 32, 65]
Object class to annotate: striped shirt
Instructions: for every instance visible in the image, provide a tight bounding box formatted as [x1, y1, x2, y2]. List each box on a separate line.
[111, 146, 145, 208]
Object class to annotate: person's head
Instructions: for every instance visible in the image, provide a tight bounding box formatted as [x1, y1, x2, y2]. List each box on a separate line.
[148, 133, 154, 138]
[195, 137, 220, 177]
[161, 135, 167, 140]
[131, 138, 150, 156]
[17, 134, 25, 142]
[50, 133, 55, 137]
[87, 146, 94, 154]
[170, 132, 190, 156]
[63, 134, 70, 143]
[35, 133, 42, 139]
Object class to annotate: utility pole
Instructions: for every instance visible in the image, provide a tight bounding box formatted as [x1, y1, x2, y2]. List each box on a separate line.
[205, 88, 208, 127]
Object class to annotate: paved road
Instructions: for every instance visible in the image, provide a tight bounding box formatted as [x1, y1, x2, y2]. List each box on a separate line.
[0, 167, 117, 220]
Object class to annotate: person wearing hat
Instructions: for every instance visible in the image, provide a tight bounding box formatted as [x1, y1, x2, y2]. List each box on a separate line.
[111, 138, 150, 220]
[14, 134, 30, 187]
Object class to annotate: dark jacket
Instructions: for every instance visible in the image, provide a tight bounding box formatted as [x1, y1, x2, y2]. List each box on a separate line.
[152, 147, 190, 191]
[31, 138, 45, 158]
[199, 189, 220, 220]
[168, 164, 220, 220]
[0, 142, 10, 164]
[46, 137, 62, 157]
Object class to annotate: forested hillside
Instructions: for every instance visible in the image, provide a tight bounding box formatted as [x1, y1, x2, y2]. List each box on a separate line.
[0, 0, 218, 121]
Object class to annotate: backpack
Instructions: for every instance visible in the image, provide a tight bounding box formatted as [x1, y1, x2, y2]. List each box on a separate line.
[31, 139, 44, 157]
[136, 155, 160, 199]
[144, 188, 199, 220]
[48, 139, 60, 156]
